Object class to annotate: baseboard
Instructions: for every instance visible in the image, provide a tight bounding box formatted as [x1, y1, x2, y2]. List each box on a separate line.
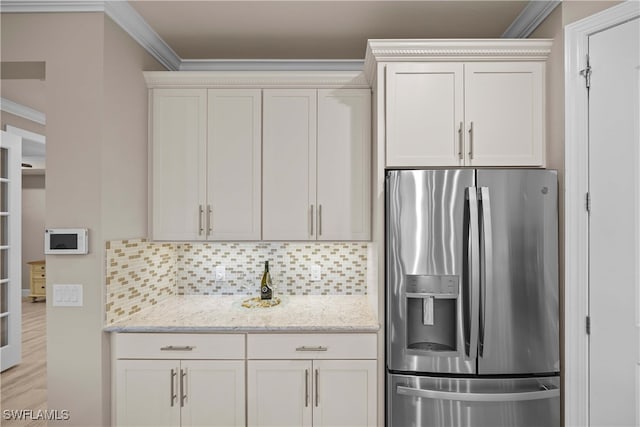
[22, 289, 30, 298]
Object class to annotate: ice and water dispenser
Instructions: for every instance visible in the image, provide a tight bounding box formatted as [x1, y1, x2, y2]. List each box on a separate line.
[405, 275, 459, 353]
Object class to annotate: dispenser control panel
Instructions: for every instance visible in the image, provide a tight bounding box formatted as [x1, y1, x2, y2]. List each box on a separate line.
[405, 275, 458, 298]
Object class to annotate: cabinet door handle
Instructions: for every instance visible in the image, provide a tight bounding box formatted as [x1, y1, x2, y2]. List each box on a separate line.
[198, 205, 204, 235]
[468, 121, 474, 160]
[310, 204, 315, 237]
[458, 121, 464, 160]
[305, 369, 309, 407]
[180, 368, 187, 407]
[315, 369, 319, 407]
[296, 346, 328, 352]
[170, 369, 177, 407]
[318, 205, 322, 236]
[207, 204, 213, 235]
[160, 345, 195, 351]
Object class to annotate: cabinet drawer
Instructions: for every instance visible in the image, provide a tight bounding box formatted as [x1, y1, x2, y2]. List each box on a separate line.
[32, 272, 46, 279]
[32, 278, 46, 290]
[114, 333, 245, 360]
[247, 333, 376, 359]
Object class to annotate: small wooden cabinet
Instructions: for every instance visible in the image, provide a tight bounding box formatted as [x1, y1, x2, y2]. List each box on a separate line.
[27, 260, 45, 302]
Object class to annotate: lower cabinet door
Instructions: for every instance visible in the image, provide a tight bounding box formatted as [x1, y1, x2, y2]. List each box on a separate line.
[247, 360, 313, 427]
[180, 360, 245, 427]
[313, 360, 377, 427]
[116, 360, 181, 427]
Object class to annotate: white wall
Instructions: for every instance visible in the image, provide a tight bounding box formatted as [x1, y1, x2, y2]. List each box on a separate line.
[21, 174, 45, 291]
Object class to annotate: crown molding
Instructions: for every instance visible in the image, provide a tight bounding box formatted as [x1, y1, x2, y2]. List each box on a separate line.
[0, 0, 180, 71]
[143, 71, 370, 89]
[0, 98, 46, 125]
[502, 0, 561, 38]
[179, 59, 364, 72]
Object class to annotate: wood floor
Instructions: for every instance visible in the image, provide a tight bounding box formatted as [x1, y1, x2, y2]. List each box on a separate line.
[1, 299, 47, 427]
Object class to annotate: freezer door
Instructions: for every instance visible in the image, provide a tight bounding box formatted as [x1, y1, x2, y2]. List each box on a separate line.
[386, 169, 476, 374]
[476, 169, 559, 375]
[388, 373, 560, 427]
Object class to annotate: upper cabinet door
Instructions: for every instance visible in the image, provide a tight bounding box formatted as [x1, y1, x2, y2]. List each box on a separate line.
[317, 89, 371, 240]
[263, 89, 317, 241]
[151, 89, 207, 241]
[464, 62, 544, 167]
[207, 89, 262, 240]
[386, 63, 464, 167]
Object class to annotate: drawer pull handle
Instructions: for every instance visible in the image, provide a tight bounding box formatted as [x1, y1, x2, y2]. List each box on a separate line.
[160, 345, 195, 351]
[295, 346, 328, 352]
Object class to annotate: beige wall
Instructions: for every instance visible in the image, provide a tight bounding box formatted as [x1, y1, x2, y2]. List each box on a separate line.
[1, 12, 164, 426]
[22, 174, 46, 291]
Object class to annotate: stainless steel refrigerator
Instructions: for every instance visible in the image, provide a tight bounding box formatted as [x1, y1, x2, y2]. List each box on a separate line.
[386, 169, 559, 427]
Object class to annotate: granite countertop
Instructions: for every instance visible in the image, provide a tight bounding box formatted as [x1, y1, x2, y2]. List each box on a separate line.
[104, 295, 379, 333]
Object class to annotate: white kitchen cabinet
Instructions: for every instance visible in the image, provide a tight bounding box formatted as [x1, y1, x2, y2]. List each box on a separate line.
[113, 334, 245, 427]
[262, 89, 317, 241]
[247, 333, 377, 427]
[464, 62, 544, 167]
[386, 63, 464, 167]
[385, 61, 545, 167]
[150, 88, 261, 240]
[151, 89, 207, 241]
[263, 89, 371, 241]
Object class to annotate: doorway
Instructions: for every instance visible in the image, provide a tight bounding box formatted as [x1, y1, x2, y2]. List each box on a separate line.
[565, 2, 640, 426]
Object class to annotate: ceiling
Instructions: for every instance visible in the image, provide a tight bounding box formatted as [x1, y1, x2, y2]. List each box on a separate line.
[129, 1, 530, 60]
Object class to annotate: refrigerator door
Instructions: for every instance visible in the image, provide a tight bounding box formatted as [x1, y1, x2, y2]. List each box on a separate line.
[386, 169, 476, 374]
[388, 373, 560, 427]
[476, 169, 559, 375]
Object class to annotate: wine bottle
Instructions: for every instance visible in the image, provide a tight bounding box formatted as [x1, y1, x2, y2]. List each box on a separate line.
[260, 261, 273, 300]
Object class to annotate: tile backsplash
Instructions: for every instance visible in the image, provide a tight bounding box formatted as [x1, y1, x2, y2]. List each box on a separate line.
[105, 240, 368, 324]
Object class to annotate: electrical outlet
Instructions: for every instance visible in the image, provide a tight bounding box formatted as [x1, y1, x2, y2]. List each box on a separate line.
[215, 265, 226, 281]
[311, 264, 322, 281]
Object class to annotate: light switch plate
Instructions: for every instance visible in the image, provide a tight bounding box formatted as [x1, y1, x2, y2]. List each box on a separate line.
[53, 284, 83, 307]
[311, 264, 322, 281]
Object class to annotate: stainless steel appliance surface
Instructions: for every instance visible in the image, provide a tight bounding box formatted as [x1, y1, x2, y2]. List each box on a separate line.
[386, 169, 559, 427]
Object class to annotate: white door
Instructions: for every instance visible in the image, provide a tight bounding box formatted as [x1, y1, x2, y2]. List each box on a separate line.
[0, 131, 22, 372]
[247, 360, 313, 427]
[588, 16, 640, 427]
[317, 89, 371, 241]
[181, 360, 245, 427]
[385, 63, 464, 167]
[151, 89, 207, 241]
[115, 360, 180, 427]
[464, 62, 544, 167]
[262, 89, 317, 240]
[207, 89, 262, 240]
[312, 360, 376, 427]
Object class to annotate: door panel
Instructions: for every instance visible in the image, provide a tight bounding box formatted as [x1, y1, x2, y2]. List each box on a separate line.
[247, 360, 312, 427]
[207, 89, 261, 240]
[151, 89, 207, 241]
[588, 17, 640, 426]
[386, 63, 464, 167]
[388, 373, 560, 427]
[116, 360, 180, 427]
[386, 169, 475, 374]
[317, 89, 371, 240]
[476, 170, 558, 375]
[181, 360, 245, 427]
[313, 360, 376, 427]
[262, 90, 317, 240]
[0, 131, 21, 372]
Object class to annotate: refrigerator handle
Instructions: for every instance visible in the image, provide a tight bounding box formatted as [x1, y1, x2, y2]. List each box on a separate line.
[479, 187, 493, 357]
[396, 385, 559, 402]
[464, 187, 480, 359]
